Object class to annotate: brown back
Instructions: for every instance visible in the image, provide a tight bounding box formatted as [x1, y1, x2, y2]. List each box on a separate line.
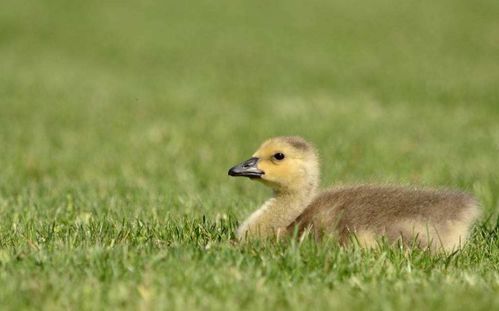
[287, 185, 477, 244]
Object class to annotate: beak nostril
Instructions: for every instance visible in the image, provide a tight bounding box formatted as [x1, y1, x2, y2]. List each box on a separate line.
[228, 157, 263, 178]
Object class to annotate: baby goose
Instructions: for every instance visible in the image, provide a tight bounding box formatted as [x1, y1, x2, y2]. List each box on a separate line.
[228, 136, 480, 251]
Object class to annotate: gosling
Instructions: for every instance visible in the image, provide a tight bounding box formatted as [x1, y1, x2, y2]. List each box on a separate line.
[228, 136, 480, 251]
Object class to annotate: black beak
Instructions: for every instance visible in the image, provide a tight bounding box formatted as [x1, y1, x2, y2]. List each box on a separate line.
[228, 157, 264, 178]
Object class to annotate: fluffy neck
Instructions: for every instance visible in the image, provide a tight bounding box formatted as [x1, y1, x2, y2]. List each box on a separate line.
[236, 181, 318, 240]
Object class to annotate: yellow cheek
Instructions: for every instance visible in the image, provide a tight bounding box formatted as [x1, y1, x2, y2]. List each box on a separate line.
[257, 160, 293, 183]
[256, 160, 273, 177]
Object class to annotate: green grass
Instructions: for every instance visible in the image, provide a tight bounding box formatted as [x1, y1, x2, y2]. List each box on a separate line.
[1, 0, 498, 309]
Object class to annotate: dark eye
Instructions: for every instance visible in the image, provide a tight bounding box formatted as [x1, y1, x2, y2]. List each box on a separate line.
[273, 152, 285, 160]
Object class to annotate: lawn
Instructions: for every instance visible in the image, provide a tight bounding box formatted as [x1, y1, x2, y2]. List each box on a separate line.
[0, 0, 498, 310]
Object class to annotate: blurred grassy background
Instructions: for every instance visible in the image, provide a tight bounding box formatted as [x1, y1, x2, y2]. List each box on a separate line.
[0, 0, 498, 309]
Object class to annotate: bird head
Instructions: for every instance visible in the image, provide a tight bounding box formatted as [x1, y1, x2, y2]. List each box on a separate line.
[228, 136, 320, 194]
